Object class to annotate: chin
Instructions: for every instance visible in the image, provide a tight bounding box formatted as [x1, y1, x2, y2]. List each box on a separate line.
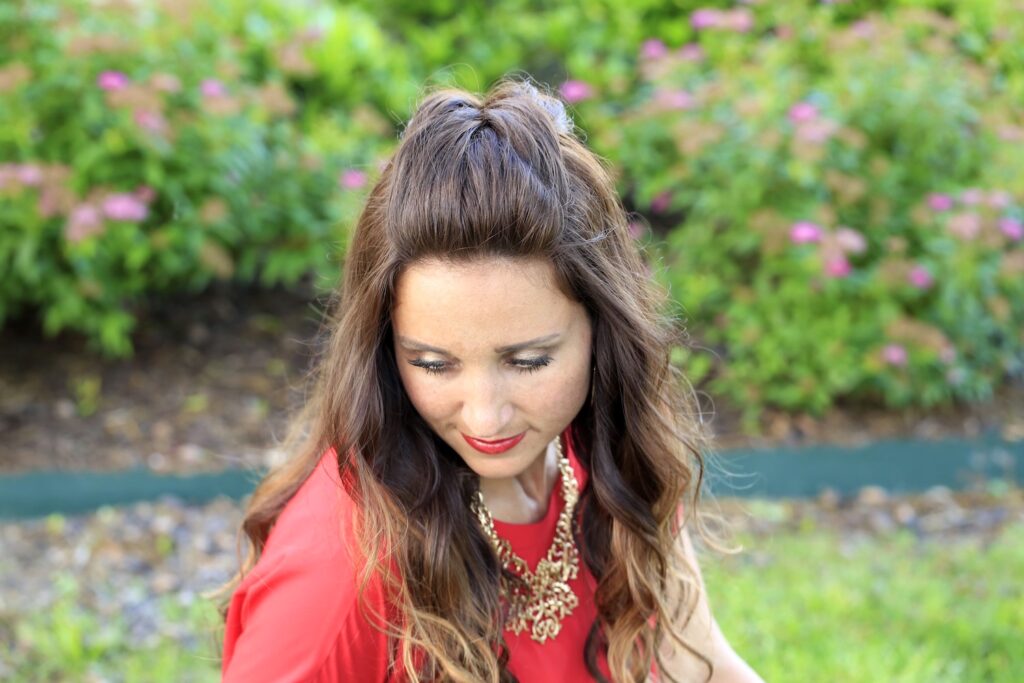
[455, 442, 540, 482]
[459, 451, 527, 478]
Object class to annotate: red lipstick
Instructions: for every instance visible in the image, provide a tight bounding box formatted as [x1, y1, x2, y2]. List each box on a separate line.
[461, 431, 526, 454]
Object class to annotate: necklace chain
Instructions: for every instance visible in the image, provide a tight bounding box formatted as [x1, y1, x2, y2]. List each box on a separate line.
[470, 433, 580, 644]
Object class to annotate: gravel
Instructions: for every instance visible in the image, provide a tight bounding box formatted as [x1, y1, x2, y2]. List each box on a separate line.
[1, 484, 1021, 658]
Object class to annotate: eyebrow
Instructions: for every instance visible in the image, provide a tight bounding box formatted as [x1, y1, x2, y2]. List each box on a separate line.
[396, 333, 561, 356]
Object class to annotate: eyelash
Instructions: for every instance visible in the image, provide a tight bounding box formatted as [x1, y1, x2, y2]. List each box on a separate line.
[408, 356, 553, 376]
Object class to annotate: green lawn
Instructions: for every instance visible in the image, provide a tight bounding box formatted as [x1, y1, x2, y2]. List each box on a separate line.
[704, 521, 1024, 683]
[2, 576, 222, 683]
[4, 520, 1021, 682]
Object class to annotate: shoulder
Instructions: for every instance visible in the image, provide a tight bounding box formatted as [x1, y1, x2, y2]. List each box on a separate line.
[222, 447, 396, 682]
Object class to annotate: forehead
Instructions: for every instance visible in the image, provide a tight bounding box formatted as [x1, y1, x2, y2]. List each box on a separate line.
[391, 256, 579, 339]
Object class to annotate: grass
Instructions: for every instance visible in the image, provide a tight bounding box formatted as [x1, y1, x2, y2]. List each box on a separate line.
[703, 520, 1024, 682]
[1, 575, 222, 683]
[2, 518, 1021, 681]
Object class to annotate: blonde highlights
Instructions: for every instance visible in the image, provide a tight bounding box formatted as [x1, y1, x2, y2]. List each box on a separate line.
[217, 76, 728, 682]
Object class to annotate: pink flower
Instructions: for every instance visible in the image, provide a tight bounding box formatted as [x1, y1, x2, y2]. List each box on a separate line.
[939, 346, 957, 364]
[97, 71, 129, 91]
[823, 255, 851, 278]
[959, 188, 983, 206]
[986, 190, 1012, 209]
[559, 80, 593, 104]
[851, 20, 875, 39]
[150, 72, 182, 93]
[882, 344, 908, 367]
[947, 212, 981, 241]
[789, 221, 823, 244]
[788, 102, 818, 124]
[795, 119, 838, 144]
[678, 43, 704, 61]
[201, 79, 227, 98]
[339, 169, 367, 190]
[65, 205, 104, 243]
[101, 193, 149, 222]
[134, 110, 168, 135]
[927, 193, 954, 211]
[653, 88, 695, 110]
[641, 39, 668, 60]
[628, 221, 646, 239]
[650, 191, 672, 214]
[908, 265, 933, 290]
[37, 187, 66, 218]
[724, 8, 754, 32]
[16, 164, 43, 186]
[134, 186, 156, 204]
[835, 227, 867, 254]
[690, 9, 722, 30]
[999, 217, 1023, 241]
[998, 125, 1024, 142]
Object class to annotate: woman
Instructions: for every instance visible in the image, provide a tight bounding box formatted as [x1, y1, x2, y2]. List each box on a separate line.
[219, 78, 763, 682]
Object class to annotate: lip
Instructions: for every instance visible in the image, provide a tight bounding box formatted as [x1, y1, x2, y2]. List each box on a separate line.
[461, 431, 526, 454]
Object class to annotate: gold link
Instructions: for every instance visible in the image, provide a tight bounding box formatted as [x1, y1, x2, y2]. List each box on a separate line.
[470, 433, 580, 643]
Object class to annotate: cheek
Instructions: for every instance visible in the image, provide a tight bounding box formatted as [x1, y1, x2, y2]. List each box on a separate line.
[530, 359, 591, 416]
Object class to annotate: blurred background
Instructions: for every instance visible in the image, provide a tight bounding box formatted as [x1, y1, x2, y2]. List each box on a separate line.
[1, 0, 1022, 680]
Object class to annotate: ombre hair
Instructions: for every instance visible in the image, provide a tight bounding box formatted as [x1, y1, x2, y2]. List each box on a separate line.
[218, 75, 727, 683]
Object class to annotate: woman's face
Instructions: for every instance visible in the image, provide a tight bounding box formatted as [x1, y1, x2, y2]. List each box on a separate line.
[391, 255, 592, 488]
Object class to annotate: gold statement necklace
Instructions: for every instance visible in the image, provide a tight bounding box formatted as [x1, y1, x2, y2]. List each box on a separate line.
[470, 433, 580, 644]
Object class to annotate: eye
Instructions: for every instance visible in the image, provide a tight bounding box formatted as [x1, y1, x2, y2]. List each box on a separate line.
[408, 359, 447, 376]
[512, 355, 552, 374]
[407, 355, 553, 376]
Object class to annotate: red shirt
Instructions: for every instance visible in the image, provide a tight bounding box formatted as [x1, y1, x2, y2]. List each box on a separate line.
[222, 426, 656, 681]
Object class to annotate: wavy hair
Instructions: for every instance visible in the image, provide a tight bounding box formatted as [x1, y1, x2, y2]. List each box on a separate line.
[217, 76, 727, 683]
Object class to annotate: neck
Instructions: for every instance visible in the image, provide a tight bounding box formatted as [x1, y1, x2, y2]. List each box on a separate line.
[478, 437, 560, 524]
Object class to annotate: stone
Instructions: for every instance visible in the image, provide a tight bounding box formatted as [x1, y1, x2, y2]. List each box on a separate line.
[856, 485, 888, 506]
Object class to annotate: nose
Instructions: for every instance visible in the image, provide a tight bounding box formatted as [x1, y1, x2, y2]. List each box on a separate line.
[460, 369, 515, 438]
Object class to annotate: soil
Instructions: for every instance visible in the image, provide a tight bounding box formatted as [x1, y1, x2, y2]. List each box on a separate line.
[0, 283, 326, 474]
[1, 283, 1022, 475]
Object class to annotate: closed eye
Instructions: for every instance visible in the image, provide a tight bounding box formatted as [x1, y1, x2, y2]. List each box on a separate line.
[513, 356, 552, 374]
[408, 359, 447, 376]
[408, 356, 553, 376]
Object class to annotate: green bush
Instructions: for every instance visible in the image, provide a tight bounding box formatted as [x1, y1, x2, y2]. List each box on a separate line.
[572, 2, 1024, 427]
[0, 0, 359, 355]
[2, 0, 1023, 423]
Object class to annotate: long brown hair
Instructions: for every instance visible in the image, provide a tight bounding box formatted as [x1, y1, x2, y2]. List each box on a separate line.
[219, 76, 725, 682]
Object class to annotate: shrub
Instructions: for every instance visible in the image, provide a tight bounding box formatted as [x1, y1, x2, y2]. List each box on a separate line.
[0, 0, 357, 355]
[575, 2, 1024, 427]
[2, 0, 1022, 425]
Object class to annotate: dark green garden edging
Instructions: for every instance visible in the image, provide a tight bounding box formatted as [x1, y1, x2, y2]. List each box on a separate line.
[0, 467, 265, 520]
[705, 428, 1019, 498]
[0, 430, 1019, 519]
